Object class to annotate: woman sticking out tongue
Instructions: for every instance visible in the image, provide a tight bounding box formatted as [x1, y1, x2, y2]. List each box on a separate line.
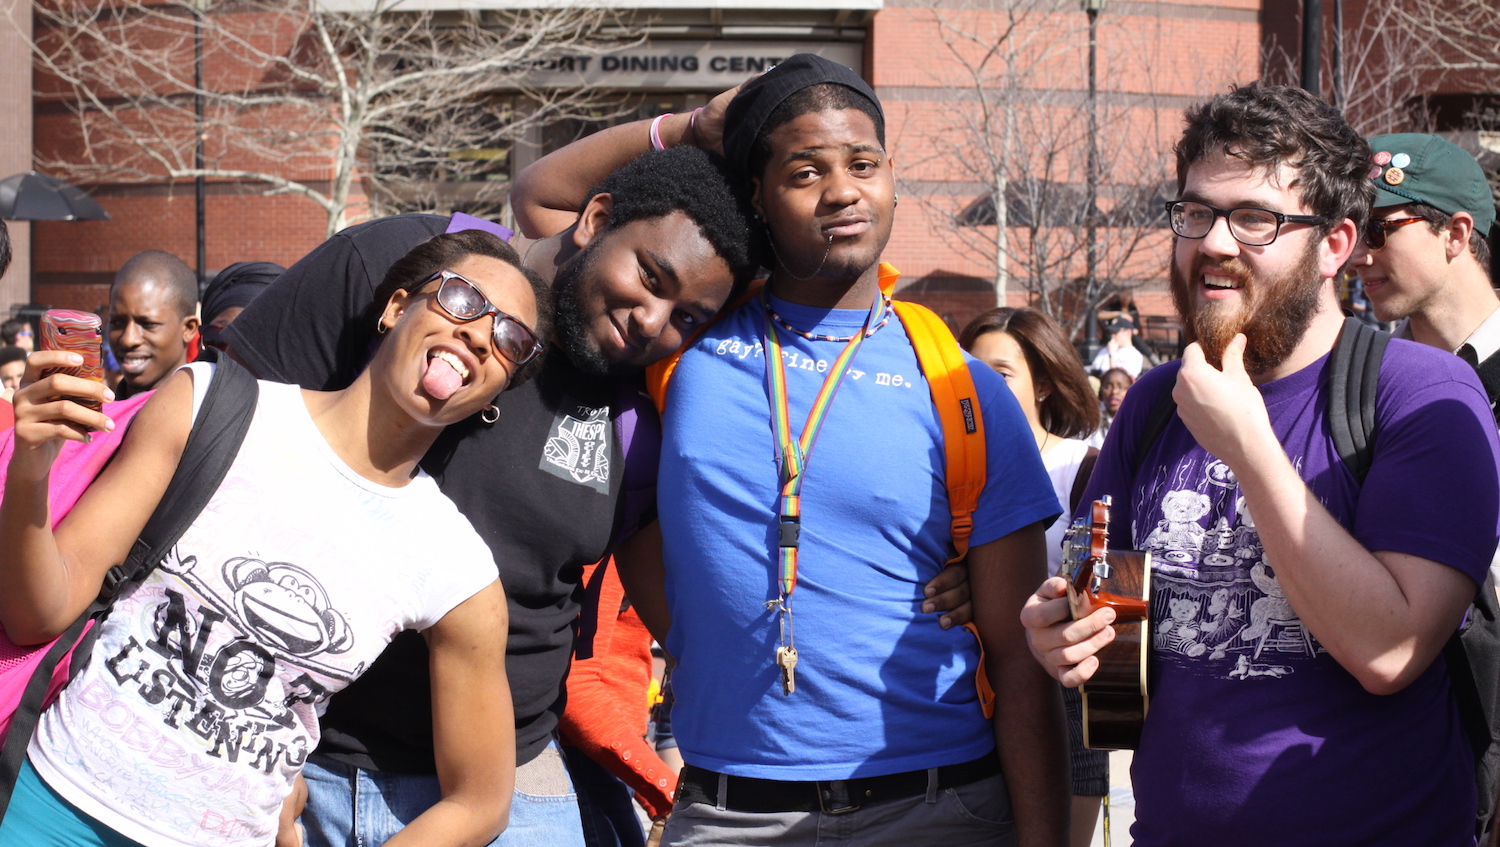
[424, 349, 470, 401]
[0, 230, 553, 847]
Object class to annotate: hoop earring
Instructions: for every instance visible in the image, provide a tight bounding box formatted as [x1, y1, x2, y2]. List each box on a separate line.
[480, 404, 500, 424]
[376, 317, 388, 335]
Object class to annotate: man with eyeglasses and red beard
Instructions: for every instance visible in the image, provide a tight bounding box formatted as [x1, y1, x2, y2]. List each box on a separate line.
[1022, 83, 1500, 845]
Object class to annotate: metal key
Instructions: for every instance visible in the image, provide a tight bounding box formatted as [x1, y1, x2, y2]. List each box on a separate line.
[775, 646, 799, 695]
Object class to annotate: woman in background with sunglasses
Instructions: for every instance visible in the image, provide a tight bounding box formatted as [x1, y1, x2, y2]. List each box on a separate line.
[0, 230, 550, 847]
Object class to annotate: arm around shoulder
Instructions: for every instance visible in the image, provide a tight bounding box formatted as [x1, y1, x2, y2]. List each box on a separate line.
[614, 519, 671, 646]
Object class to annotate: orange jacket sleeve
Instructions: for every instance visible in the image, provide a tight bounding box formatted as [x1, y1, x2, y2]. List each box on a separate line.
[560, 558, 677, 818]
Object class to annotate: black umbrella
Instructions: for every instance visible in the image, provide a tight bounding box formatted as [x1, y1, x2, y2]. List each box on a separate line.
[0, 172, 110, 221]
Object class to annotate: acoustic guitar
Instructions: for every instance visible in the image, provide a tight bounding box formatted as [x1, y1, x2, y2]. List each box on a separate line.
[1061, 495, 1152, 750]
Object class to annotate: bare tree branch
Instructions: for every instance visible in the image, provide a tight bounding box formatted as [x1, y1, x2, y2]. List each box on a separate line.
[895, 1, 1187, 340]
[17, 0, 638, 236]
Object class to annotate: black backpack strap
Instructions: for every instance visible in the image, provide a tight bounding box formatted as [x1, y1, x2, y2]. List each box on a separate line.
[0, 613, 90, 821]
[1129, 384, 1179, 478]
[0, 359, 258, 822]
[98, 359, 259, 601]
[1327, 317, 1390, 486]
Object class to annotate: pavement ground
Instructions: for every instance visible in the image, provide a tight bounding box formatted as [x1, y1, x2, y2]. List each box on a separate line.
[1089, 750, 1135, 847]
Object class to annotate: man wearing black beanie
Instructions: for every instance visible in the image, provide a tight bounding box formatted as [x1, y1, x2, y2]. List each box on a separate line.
[520, 54, 1069, 847]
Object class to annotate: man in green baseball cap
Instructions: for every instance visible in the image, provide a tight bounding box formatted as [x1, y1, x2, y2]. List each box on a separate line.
[1351, 133, 1497, 405]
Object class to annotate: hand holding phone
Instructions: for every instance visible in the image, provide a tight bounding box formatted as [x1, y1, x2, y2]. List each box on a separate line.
[39, 310, 105, 412]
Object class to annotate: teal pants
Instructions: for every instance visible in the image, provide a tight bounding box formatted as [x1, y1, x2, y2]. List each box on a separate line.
[0, 759, 144, 847]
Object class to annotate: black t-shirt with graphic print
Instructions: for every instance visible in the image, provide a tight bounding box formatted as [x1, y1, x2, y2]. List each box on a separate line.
[223, 215, 627, 771]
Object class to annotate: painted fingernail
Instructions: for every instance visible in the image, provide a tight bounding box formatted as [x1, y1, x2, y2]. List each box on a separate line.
[103, 388, 115, 402]
[104, 416, 115, 432]
[68, 353, 83, 365]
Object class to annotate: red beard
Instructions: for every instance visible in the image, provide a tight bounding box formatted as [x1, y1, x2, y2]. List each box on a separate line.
[1170, 240, 1323, 375]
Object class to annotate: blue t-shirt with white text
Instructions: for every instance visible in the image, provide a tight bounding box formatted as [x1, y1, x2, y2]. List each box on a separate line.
[659, 292, 1060, 780]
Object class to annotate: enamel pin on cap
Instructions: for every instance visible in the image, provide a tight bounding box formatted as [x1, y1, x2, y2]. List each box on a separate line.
[1365, 133, 1495, 235]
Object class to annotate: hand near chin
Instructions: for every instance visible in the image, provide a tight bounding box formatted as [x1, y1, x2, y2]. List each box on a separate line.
[1173, 335, 1276, 467]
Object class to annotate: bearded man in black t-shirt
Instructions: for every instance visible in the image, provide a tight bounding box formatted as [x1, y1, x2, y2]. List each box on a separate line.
[224, 143, 761, 847]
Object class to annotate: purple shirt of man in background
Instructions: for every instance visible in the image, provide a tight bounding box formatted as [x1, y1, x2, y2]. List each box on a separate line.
[1080, 345, 1499, 845]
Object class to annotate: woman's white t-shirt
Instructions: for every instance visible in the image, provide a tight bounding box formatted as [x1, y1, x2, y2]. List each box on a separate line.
[1042, 437, 1095, 577]
[29, 365, 498, 847]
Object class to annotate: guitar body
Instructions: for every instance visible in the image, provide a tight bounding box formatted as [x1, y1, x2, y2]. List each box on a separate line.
[1062, 497, 1152, 750]
[1078, 550, 1150, 750]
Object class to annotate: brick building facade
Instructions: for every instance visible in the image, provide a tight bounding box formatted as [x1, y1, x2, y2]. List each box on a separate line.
[6, 0, 1495, 347]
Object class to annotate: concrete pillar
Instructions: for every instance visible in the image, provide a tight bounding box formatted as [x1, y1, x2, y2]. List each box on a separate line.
[0, 0, 32, 313]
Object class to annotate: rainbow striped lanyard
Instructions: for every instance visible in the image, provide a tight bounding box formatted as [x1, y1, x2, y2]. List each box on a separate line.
[759, 284, 885, 694]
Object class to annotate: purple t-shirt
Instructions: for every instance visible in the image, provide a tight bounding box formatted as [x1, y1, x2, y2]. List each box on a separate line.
[1080, 339, 1500, 845]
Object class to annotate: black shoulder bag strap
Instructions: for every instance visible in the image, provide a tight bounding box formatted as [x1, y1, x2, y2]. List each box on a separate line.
[1069, 446, 1101, 514]
[0, 359, 258, 821]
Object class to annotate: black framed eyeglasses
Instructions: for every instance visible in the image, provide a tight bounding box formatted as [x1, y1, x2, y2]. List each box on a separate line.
[426, 269, 542, 366]
[1165, 200, 1328, 247]
[1361, 216, 1425, 251]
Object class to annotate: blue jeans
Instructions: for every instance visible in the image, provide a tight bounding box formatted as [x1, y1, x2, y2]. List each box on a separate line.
[563, 745, 645, 847]
[300, 740, 586, 847]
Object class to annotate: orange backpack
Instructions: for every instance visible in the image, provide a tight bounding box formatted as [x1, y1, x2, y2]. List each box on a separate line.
[644, 263, 997, 717]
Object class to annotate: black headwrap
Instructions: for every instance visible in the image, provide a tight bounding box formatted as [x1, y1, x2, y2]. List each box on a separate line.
[202, 261, 284, 324]
[721, 53, 883, 179]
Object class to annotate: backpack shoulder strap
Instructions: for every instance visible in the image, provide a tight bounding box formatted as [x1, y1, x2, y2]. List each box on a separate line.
[891, 300, 987, 563]
[890, 298, 993, 718]
[0, 359, 259, 822]
[100, 359, 260, 599]
[1130, 381, 1179, 478]
[644, 280, 766, 414]
[1327, 316, 1390, 486]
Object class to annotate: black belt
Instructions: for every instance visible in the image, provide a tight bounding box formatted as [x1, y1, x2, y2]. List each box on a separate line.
[676, 750, 1000, 815]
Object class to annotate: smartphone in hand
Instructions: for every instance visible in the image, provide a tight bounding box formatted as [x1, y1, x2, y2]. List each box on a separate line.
[39, 310, 105, 412]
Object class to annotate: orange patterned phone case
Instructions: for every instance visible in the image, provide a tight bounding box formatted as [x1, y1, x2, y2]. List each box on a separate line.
[39, 309, 105, 411]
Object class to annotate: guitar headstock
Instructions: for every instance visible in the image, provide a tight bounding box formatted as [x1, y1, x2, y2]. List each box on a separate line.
[1063, 495, 1112, 616]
